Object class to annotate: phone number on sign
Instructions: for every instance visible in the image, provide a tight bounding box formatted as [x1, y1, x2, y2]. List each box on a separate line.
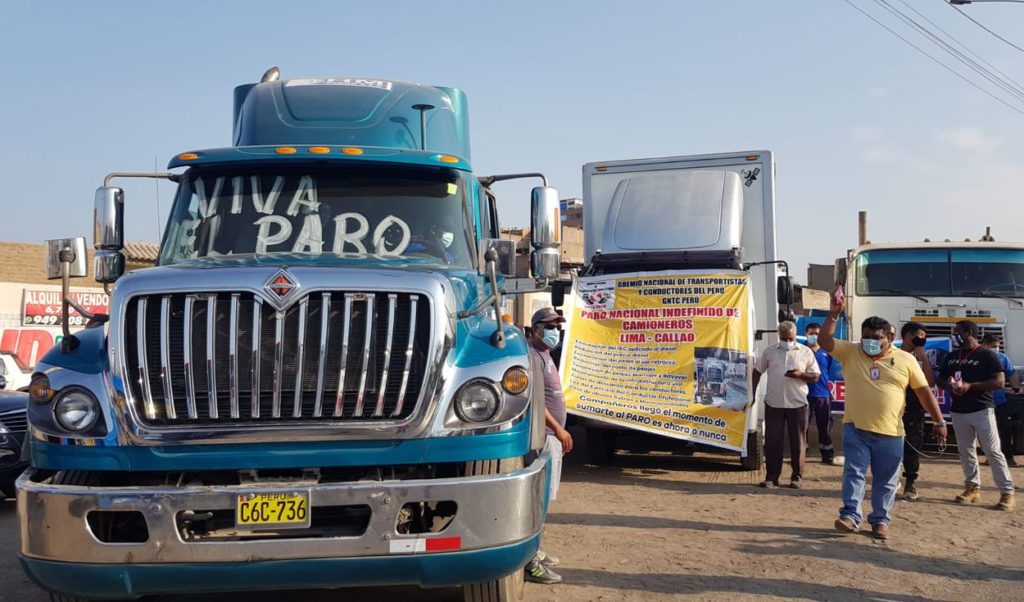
[23, 315, 89, 326]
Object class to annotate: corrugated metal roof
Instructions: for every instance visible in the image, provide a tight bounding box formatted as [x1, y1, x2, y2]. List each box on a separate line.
[123, 241, 160, 262]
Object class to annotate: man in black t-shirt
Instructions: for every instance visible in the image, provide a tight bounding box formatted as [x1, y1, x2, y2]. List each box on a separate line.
[938, 320, 1015, 511]
[899, 322, 935, 502]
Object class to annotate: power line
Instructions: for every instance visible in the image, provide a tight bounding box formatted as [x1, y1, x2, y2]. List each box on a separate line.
[949, 2, 1024, 55]
[899, 0, 1024, 92]
[842, 0, 1024, 117]
[875, 0, 1024, 103]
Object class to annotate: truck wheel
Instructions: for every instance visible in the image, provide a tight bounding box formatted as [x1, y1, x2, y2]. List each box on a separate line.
[740, 429, 763, 471]
[463, 457, 525, 602]
[586, 428, 617, 464]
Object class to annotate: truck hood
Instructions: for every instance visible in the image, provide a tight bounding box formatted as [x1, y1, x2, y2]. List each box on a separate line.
[123, 254, 485, 317]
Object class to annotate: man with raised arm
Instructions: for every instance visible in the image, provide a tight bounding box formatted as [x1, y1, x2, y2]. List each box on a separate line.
[818, 293, 947, 540]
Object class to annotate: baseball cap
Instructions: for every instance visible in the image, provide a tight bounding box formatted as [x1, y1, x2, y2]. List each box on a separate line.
[531, 307, 565, 326]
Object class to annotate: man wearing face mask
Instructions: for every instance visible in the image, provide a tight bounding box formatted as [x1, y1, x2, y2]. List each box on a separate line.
[752, 321, 821, 489]
[524, 307, 572, 584]
[818, 293, 946, 540]
[804, 323, 836, 465]
[938, 321, 1015, 511]
[898, 322, 935, 502]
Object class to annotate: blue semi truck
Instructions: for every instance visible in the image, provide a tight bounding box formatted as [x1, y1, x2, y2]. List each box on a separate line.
[17, 69, 561, 601]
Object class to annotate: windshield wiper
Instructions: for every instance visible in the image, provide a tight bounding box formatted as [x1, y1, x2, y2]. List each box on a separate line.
[960, 291, 1024, 307]
[873, 288, 930, 303]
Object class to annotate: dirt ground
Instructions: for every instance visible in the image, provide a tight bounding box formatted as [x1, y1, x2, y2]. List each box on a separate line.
[1, 423, 1022, 602]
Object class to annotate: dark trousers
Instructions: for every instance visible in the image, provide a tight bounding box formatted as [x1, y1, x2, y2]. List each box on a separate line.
[995, 400, 1020, 459]
[765, 404, 809, 483]
[806, 396, 834, 461]
[902, 409, 926, 483]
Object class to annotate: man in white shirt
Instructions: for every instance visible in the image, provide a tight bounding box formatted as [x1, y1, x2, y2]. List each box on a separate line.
[753, 321, 821, 489]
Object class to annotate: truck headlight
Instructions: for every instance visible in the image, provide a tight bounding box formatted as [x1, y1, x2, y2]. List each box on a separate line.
[454, 380, 501, 423]
[54, 388, 100, 432]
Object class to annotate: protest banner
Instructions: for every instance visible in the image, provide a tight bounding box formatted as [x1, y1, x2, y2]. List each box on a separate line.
[561, 270, 754, 452]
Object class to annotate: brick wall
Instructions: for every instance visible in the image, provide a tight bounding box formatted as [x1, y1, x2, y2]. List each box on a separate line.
[0, 241, 103, 288]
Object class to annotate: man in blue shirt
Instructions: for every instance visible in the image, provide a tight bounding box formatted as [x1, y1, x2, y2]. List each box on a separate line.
[983, 334, 1021, 467]
[804, 323, 836, 464]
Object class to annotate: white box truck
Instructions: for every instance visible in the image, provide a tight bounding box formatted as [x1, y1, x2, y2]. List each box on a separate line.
[556, 150, 793, 468]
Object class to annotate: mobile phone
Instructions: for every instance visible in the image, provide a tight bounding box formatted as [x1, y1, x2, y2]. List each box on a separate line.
[834, 285, 845, 304]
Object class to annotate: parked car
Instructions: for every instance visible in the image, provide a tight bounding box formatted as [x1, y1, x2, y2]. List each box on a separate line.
[0, 392, 29, 498]
[0, 352, 31, 391]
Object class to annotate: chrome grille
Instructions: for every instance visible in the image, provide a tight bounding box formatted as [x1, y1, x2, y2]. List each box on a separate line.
[123, 291, 430, 426]
[0, 409, 26, 434]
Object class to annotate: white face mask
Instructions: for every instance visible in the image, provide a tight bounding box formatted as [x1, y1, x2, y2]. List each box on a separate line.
[440, 231, 454, 248]
[778, 340, 796, 350]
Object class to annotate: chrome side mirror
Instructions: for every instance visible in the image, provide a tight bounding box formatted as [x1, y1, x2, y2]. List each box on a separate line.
[479, 238, 516, 278]
[530, 186, 561, 279]
[94, 187, 125, 283]
[45, 237, 88, 280]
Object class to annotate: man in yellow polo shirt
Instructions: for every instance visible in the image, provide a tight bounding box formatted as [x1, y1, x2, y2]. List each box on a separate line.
[818, 292, 947, 540]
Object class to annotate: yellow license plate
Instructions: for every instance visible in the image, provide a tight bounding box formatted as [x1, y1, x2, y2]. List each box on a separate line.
[236, 491, 311, 530]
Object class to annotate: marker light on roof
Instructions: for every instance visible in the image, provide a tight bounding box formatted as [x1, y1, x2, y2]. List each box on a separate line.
[308, 146, 330, 154]
[438, 155, 459, 164]
[275, 147, 297, 154]
[342, 147, 364, 155]
[178, 152, 200, 160]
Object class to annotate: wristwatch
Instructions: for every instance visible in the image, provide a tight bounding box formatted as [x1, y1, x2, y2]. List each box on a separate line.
[935, 419, 947, 427]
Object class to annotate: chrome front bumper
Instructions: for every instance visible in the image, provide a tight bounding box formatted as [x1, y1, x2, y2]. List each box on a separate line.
[18, 455, 547, 564]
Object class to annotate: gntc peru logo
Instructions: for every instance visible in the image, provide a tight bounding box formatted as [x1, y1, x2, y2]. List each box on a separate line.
[265, 269, 299, 306]
[579, 279, 615, 310]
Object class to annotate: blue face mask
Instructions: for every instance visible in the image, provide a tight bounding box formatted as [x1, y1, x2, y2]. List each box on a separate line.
[861, 338, 883, 356]
[542, 328, 561, 349]
[807, 335, 819, 346]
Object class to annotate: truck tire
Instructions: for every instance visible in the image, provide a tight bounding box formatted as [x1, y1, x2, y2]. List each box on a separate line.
[462, 457, 525, 602]
[740, 429, 763, 471]
[586, 427, 617, 464]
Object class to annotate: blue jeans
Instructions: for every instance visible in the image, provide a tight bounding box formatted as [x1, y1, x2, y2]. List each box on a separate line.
[840, 424, 904, 527]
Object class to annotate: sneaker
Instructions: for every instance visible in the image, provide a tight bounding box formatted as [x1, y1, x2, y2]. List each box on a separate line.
[1008, 456, 1019, 467]
[955, 486, 981, 504]
[871, 523, 890, 540]
[758, 480, 778, 489]
[524, 560, 562, 584]
[902, 483, 920, 501]
[996, 493, 1016, 511]
[834, 517, 858, 533]
[790, 477, 803, 490]
[822, 457, 836, 466]
[535, 550, 560, 567]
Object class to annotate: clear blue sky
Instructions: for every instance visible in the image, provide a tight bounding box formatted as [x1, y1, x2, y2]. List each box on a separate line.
[3, 1, 1024, 280]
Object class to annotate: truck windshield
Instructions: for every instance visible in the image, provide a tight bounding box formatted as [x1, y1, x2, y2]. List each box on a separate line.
[159, 165, 475, 268]
[854, 250, 949, 297]
[951, 249, 1024, 297]
[855, 248, 1024, 298]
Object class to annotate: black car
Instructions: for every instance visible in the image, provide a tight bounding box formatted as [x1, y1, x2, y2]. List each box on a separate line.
[0, 391, 29, 498]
